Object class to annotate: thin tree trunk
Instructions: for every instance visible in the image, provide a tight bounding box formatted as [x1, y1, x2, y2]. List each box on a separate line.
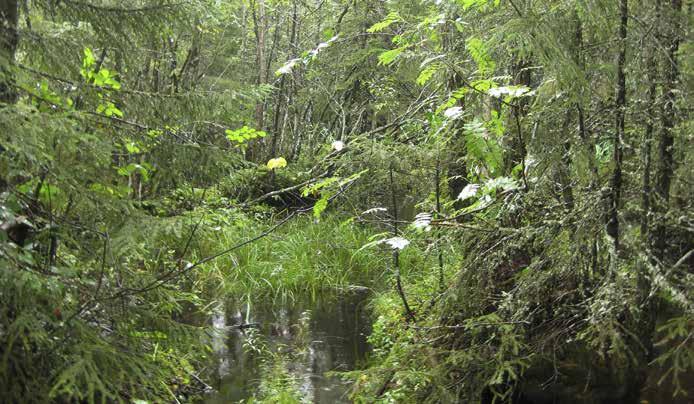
[246, 0, 267, 161]
[556, 15, 580, 213]
[178, 21, 200, 91]
[558, 111, 575, 210]
[572, 11, 598, 188]
[265, 11, 283, 86]
[643, 5, 683, 373]
[641, 1, 661, 240]
[271, 76, 286, 157]
[0, 0, 19, 104]
[654, 0, 682, 212]
[628, 5, 662, 404]
[435, 156, 444, 293]
[389, 166, 415, 322]
[0, 0, 18, 191]
[630, 2, 674, 401]
[254, 0, 267, 131]
[271, 2, 298, 158]
[606, 0, 628, 253]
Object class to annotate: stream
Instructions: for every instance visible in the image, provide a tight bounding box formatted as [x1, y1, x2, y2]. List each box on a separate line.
[205, 290, 371, 403]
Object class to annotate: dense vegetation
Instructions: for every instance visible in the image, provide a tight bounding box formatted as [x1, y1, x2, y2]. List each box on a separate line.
[0, 0, 692, 403]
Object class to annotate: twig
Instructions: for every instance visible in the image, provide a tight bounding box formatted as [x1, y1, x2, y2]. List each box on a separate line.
[241, 172, 328, 207]
[62, 0, 185, 14]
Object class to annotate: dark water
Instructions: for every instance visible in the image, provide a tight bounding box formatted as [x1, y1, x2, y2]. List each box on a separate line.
[205, 290, 371, 403]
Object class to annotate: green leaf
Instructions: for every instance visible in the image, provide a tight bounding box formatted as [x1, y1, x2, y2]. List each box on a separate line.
[436, 87, 469, 114]
[378, 46, 407, 66]
[302, 177, 339, 197]
[488, 110, 504, 137]
[367, 12, 401, 33]
[464, 119, 504, 177]
[125, 142, 140, 154]
[147, 129, 163, 138]
[417, 64, 439, 86]
[470, 79, 497, 92]
[83, 47, 95, 69]
[458, 0, 500, 10]
[466, 37, 496, 75]
[484, 176, 518, 193]
[117, 163, 150, 182]
[226, 126, 266, 145]
[313, 194, 330, 219]
[105, 104, 123, 118]
[322, 28, 335, 41]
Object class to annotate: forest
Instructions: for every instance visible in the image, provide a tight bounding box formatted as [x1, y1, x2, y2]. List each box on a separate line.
[0, 0, 692, 403]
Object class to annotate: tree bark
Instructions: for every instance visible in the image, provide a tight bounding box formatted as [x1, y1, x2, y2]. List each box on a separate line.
[650, 0, 682, 265]
[271, 1, 297, 158]
[557, 110, 575, 210]
[606, 0, 628, 253]
[572, 11, 598, 189]
[254, 0, 267, 132]
[0, 0, 19, 104]
[641, 1, 661, 240]
[0, 0, 18, 191]
[631, 4, 662, 402]
[654, 0, 682, 211]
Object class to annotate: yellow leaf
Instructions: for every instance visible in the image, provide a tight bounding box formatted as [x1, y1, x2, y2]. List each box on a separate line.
[266, 157, 287, 170]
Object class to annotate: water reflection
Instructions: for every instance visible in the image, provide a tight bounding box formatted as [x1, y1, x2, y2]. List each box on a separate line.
[206, 290, 371, 403]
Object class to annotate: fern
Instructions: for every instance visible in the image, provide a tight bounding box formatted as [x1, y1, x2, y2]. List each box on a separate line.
[466, 37, 496, 75]
[367, 12, 401, 33]
[378, 46, 408, 66]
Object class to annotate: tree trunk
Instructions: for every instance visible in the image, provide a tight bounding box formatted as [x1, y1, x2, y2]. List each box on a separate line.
[572, 11, 598, 189]
[645, 0, 683, 368]
[641, 0, 661, 241]
[557, 110, 575, 210]
[654, 0, 682, 213]
[631, 3, 663, 402]
[254, 0, 267, 132]
[606, 0, 628, 253]
[0, 0, 19, 104]
[389, 166, 415, 323]
[0, 0, 18, 191]
[271, 1, 297, 158]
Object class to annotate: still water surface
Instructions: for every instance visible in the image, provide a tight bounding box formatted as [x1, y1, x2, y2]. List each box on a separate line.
[206, 290, 371, 403]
